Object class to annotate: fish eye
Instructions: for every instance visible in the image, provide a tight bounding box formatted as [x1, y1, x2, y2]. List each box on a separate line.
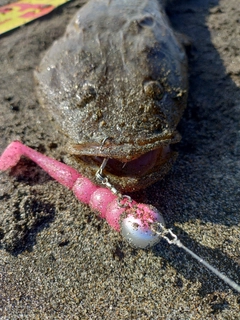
[82, 83, 96, 102]
[143, 80, 164, 100]
[138, 15, 154, 27]
[75, 83, 97, 108]
[73, 82, 97, 108]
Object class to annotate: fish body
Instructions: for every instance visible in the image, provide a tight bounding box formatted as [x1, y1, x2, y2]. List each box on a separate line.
[34, 0, 188, 191]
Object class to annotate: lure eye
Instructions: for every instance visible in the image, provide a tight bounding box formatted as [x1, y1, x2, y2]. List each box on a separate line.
[143, 80, 164, 100]
[121, 205, 165, 249]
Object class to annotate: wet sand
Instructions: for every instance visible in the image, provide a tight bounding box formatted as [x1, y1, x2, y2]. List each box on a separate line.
[0, 0, 239, 318]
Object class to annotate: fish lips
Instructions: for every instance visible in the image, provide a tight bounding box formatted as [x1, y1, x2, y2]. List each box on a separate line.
[67, 134, 180, 192]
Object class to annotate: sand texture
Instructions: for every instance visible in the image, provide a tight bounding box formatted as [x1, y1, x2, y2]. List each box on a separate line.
[0, 0, 239, 318]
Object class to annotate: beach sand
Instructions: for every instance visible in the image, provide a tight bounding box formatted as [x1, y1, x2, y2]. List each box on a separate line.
[0, 0, 239, 318]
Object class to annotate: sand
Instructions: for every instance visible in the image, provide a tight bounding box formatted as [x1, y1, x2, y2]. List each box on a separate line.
[0, 0, 239, 318]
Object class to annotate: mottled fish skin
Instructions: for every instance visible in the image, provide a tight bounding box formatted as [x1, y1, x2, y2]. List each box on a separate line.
[34, 0, 188, 191]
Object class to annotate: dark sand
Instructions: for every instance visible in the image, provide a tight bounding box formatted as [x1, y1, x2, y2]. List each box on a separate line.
[0, 0, 239, 318]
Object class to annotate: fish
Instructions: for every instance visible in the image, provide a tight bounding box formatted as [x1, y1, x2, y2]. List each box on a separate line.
[34, 0, 188, 192]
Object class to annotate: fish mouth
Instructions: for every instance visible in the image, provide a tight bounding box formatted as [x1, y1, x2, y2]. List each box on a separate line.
[91, 146, 171, 177]
[69, 143, 178, 192]
[68, 131, 181, 161]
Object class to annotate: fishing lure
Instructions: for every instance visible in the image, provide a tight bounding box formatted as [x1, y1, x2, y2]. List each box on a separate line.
[0, 140, 240, 293]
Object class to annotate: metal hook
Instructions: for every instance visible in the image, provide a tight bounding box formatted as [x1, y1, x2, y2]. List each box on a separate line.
[100, 137, 111, 151]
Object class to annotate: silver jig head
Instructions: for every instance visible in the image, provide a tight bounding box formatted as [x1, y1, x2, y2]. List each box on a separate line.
[95, 158, 240, 293]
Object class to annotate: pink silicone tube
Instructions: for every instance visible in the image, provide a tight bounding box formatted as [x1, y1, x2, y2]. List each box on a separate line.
[0, 141, 163, 248]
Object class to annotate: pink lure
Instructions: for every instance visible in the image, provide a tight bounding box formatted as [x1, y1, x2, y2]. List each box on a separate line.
[0, 141, 164, 248]
[2, 142, 240, 293]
